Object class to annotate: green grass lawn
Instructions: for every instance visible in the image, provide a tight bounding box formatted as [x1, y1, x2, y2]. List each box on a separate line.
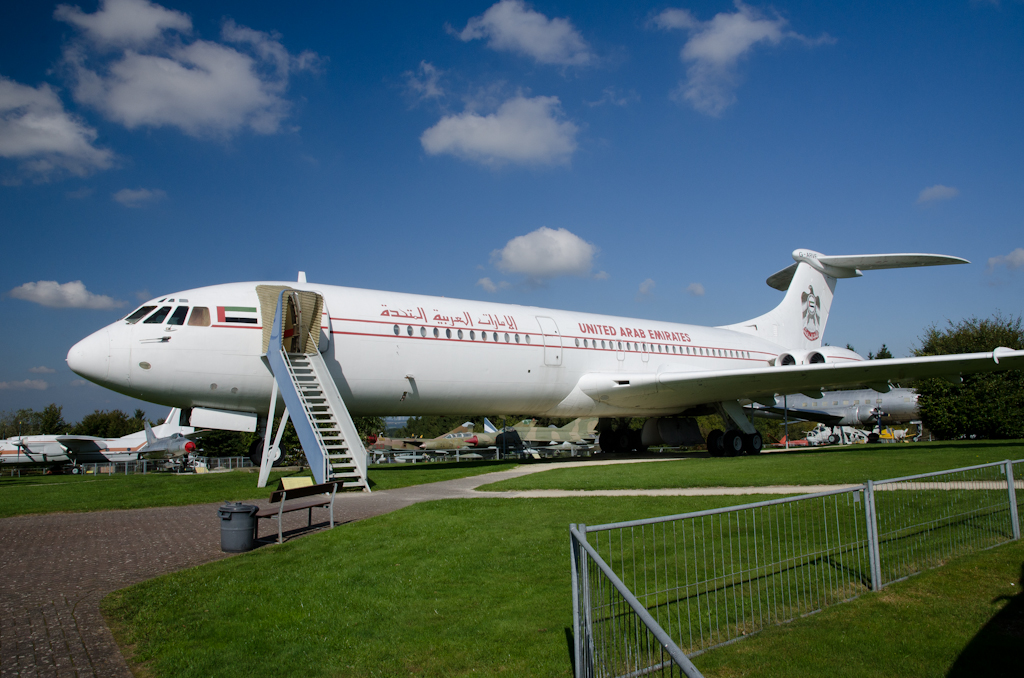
[479, 440, 1024, 491]
[694, 538, 1024, 678]
[102, 495, 1024, 678]
[102, 495, 779, 678]
[0, 460, 518, 519]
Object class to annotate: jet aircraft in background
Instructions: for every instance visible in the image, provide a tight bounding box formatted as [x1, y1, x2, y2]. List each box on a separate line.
[749, 387, 920, 427]
[0, 408, 200, 471]
[65, 249, 1024, 467]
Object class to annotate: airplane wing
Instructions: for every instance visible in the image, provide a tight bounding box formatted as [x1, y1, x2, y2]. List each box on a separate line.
[746, 406, 844, 426]
[576, 348, 1024, 411]
[53, 436, 108, 453]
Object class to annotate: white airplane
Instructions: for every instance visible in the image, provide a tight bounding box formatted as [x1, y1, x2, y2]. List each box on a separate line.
[0, 408, 197, 471]
[751, 387, 920, 427]
[64, 249, 1024, 471]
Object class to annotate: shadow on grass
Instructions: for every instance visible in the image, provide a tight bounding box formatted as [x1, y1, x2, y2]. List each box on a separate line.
[947, 562, 1024, 678]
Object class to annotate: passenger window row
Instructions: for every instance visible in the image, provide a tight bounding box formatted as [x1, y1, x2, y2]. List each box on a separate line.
[393, 325, 530, 344]
[572, 336, 751, 359]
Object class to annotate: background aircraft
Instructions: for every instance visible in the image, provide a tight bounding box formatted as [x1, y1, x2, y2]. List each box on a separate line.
[0, 408, 199, 471]
[749, 387, 920, 427]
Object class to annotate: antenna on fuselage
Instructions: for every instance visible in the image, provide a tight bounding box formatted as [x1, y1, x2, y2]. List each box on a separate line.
[297, 271, 306, 283]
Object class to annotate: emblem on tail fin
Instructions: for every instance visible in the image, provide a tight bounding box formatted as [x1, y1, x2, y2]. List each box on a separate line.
[801, 285, 821, 341]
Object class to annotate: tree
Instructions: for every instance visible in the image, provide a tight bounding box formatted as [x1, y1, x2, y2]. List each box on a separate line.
[73, 410, 145, 438]
[868, 344, 893, 360]
[38, 404, 67, 434]
[912, 314, 1024, 439]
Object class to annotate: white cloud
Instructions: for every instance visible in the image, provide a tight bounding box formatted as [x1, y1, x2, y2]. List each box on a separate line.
[476, 277, 511, 293]
[57, 0, 320, 137]
[638, 278, 656, 295]
[0, 76, 114, 181]
[113, 187, 166, 207]
[491, 227, 597, 280]
[653, 2, 832, 116]
[404, 61, 444, 102]
[9, 280, 125, 310]
[70, 379, 91, 387]
[686, 282, 705, 296]
[453, 0, 593, 66]
[28, 366, 56, 374]
[917, 184, 959, 204]
[987, 248, 1024, 272]
[421, 95, 578, 166]
[593, 270, 609, 280]
[54, 0, 192, 48]
[0, 380, 48, 391]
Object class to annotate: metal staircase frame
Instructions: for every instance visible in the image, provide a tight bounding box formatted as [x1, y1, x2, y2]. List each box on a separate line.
[258, 289, 370, 491]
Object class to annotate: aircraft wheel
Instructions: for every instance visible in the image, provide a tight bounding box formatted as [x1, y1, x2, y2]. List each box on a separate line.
[615, 430, 633, 453]
[723, 430, 744, 456]
[598, 430, 616, 453]
[743, 432, 763, 455]
[71, 466, 83, 475]
[867, 433, 880, 444]
[828, 434, 840, 445]
[706, 429, 724, 457]
[629, 430, 646, 453]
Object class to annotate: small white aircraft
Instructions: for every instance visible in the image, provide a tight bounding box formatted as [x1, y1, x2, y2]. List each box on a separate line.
[65, 249, 1024, 463]
[0, 408, 198, 471]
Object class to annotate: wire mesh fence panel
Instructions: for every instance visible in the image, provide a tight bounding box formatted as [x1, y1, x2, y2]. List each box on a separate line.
[571, 460, 1024, 676]
[572, 526, 702, 678]
[586, 490, 870, 657]
[873, 463, 1018, 586]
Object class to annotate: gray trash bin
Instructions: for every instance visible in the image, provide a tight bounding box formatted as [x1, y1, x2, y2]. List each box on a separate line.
[218, 502, 258, 552]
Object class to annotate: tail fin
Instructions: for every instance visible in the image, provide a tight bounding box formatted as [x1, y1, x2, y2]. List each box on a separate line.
[144, 421, 157, 445]
[720, 249, 968, 349]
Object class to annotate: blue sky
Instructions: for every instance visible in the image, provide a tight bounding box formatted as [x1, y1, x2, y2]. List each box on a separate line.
[2, 0, 1022, 422]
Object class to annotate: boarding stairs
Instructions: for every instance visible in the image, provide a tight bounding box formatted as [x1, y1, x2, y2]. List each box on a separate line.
[258, 286, 370, 491]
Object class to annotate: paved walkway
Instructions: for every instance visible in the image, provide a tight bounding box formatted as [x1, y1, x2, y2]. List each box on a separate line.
[0, 458, 853, 677]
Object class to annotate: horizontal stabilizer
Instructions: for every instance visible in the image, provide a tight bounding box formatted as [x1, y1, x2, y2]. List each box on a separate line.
[767, 250, 969, 291]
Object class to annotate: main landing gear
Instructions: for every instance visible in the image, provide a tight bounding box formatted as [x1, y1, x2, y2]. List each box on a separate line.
[706, 429, 763, 457]
[598, 428, 648, 454]
[706, 400, 764, 457]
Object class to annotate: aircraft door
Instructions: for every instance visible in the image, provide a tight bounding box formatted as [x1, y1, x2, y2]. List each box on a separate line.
[535, 316, 562, 366]
[256, 286, 324, 355]
[318, 298, 331, 354]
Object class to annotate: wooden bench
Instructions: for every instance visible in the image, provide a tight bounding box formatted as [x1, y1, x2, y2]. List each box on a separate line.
[255, 477, 340, 544]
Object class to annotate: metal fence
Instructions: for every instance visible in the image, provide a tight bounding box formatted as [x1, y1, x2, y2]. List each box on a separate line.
[79, 456, 254, 475]
[570, 459, 1023, 678]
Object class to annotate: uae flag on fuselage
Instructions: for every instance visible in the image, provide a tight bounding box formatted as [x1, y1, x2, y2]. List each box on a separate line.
[217, 306, 259, 324]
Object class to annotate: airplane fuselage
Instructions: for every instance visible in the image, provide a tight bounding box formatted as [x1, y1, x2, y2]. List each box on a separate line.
[67, 281, 863, 419]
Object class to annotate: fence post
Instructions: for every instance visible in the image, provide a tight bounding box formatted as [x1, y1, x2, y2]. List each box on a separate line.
[570, 525, 582, 678]
[579, 524, 593, 678]
[864, 481, 882, 591]
[1007, 461, 1020, 541]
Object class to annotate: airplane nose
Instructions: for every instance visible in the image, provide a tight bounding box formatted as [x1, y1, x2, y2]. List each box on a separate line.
[67, 329, 110, 384]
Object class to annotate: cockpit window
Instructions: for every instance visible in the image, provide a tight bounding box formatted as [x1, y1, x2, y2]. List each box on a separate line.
[188, 307, 211, 326]
[124, 306, 156, 324]
[167, 306, 189, 326]
[144, 306, 172, 324]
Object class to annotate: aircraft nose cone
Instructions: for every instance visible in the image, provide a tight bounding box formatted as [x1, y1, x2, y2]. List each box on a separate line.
[67, 329, 110, 384]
